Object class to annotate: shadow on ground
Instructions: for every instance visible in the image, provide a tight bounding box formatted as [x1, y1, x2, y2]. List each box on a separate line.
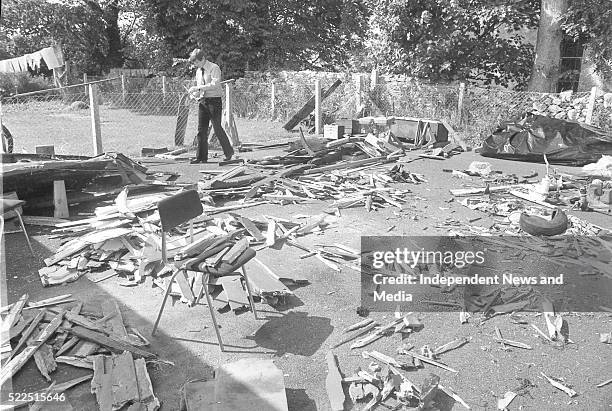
[249, 311, 333, 357]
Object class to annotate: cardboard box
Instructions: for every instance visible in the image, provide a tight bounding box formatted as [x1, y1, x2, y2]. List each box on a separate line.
[324, 124, 345, 139]
[335, 119, 360, 135]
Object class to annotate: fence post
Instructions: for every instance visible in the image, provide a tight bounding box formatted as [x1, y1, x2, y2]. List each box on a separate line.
[225, 82, 233, 127]
[83, 73, 88, 97]
[354, 73, 363, 116]
[89, 84, 102, 155]
[162, 75, 167, 102]
[585, 86, 597, 125]
[121, 75, 126, 103]
[314, 79, 322, 135]
[457, 82, 466, 125]
[270, 81, 276, 120]
[371, 69, 378, 87]
[0, 100, 4, 153]
[225, 82, 240, 146]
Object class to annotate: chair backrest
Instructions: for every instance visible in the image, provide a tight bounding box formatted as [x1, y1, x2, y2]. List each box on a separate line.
[157, 190, 203, 232]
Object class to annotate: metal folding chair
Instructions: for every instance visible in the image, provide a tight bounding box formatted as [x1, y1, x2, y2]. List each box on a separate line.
[150, 190, 258, 351]
[1, 198, 34, 256]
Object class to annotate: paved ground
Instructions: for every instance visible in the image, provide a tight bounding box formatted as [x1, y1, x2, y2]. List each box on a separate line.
[2, 148, 612, 410]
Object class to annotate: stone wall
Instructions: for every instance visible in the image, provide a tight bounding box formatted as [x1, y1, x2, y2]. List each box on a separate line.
[531, 89, 612, 123]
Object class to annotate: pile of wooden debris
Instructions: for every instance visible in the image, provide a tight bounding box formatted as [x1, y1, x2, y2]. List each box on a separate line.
[2, 152, 178, 213]
[1, 294, 159, 410]
[37, 189, 364, 311]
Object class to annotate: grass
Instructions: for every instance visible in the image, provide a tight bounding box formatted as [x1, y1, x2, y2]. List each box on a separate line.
[3, 101, 297, 157]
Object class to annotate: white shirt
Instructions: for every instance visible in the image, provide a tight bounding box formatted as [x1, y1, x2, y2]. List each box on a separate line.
[195, 61, 223, 98]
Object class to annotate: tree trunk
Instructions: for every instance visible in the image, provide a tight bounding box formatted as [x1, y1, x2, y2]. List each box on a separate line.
[527, 0, 569, 92]
[103, 0, 123, 69]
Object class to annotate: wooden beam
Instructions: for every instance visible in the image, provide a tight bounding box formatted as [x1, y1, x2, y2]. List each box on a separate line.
[68, 326, 155, 358]
[325, 351, 345, 411]
[283, 79, 342, 130]
[314, 79, 322, 135]
[89, 84, 102, 155]
[53, 180, 70, 218]
[1, 293, 28, 332]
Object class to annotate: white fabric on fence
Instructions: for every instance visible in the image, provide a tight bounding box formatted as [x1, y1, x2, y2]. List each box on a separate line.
[0, 46, 64, 73]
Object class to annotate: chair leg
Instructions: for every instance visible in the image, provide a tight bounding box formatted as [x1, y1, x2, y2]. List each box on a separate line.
[194, 282, 205, 305]
[14, 211, 34, 256]
[151, 269, 182, 336]
[241, 266, 259, 320]
[202, 274, 224, 352]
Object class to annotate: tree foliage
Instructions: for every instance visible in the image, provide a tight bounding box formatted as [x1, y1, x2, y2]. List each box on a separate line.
[561, 0, 612, 81]
[1, 0, 106, 72]
[142, 0, 368, 76]
[361, 0, 539, 87]
[0, 0, 164, 74]
[2, 0, 610, 90]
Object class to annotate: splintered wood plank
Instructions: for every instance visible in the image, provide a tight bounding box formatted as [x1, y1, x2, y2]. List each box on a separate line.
[325, 351, 345, 411]
[0, 314, 33, 346]
[133, 357, 160, 410]
[69, 326, 155, 358]
[33, 343, 57, 381]
[214, 358, 288, 411]
[71, 340, 99, 357]
[217, 276, 249, 311]
[47, 307, 110, 333]
[1, 293, 28, 332]
[265, 219, 277, 246]
[86, 269, 118, 283]
[92, 355, 114, 411]
[54, 302, 83, 351]
[53, 180, 70, 218]
[44, 227, 132, 266]
[111, 352, 141, 409]
[56, 355, 94, 369]
[92, 353, 158, 411]
[184, 379, 217, 410]
[222, 238, 249, 265]
[234, 215, 265, 241]
[101, 300, 129, 341]
[0, 310, 64, 386]
[296, 214, 326, 235]
[10, 309, 46, 359]
[248, 260, 293, 295]
[56, 336, 80, 357]
[174, 271, 196, 305]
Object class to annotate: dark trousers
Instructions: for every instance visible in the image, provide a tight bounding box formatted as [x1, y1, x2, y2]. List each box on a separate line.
[196, 97, 233, 161]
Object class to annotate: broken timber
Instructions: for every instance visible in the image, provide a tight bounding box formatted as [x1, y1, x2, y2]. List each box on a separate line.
[283, 79, 342, 130]
[91, 351, 160, 410]
[0, 310, 65, 386]
[325, 351, 345, 411]
[68, 326, 155, 358]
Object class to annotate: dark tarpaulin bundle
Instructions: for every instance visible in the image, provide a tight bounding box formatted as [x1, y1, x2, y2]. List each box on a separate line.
[479, 112, 612, 166]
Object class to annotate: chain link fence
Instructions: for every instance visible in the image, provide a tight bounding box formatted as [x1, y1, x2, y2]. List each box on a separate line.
[2, 72, 610, 156]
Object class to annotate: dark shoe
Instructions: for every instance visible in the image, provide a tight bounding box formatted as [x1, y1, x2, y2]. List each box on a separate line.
[224, 151, 234, 161]
[190, 159, 202, 164]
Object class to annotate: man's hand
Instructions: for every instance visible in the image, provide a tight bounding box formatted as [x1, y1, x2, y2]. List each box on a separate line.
[188, 86, 200, 94]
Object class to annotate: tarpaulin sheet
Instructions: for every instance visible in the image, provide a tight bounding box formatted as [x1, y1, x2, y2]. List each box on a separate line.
[479, 112, 612, 166]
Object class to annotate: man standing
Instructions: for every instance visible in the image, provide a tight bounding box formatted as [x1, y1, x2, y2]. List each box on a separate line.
[187, 48, 234, 164]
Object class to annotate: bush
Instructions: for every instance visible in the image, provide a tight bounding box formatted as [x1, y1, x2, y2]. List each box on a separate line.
[0, 72, 53, 98]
